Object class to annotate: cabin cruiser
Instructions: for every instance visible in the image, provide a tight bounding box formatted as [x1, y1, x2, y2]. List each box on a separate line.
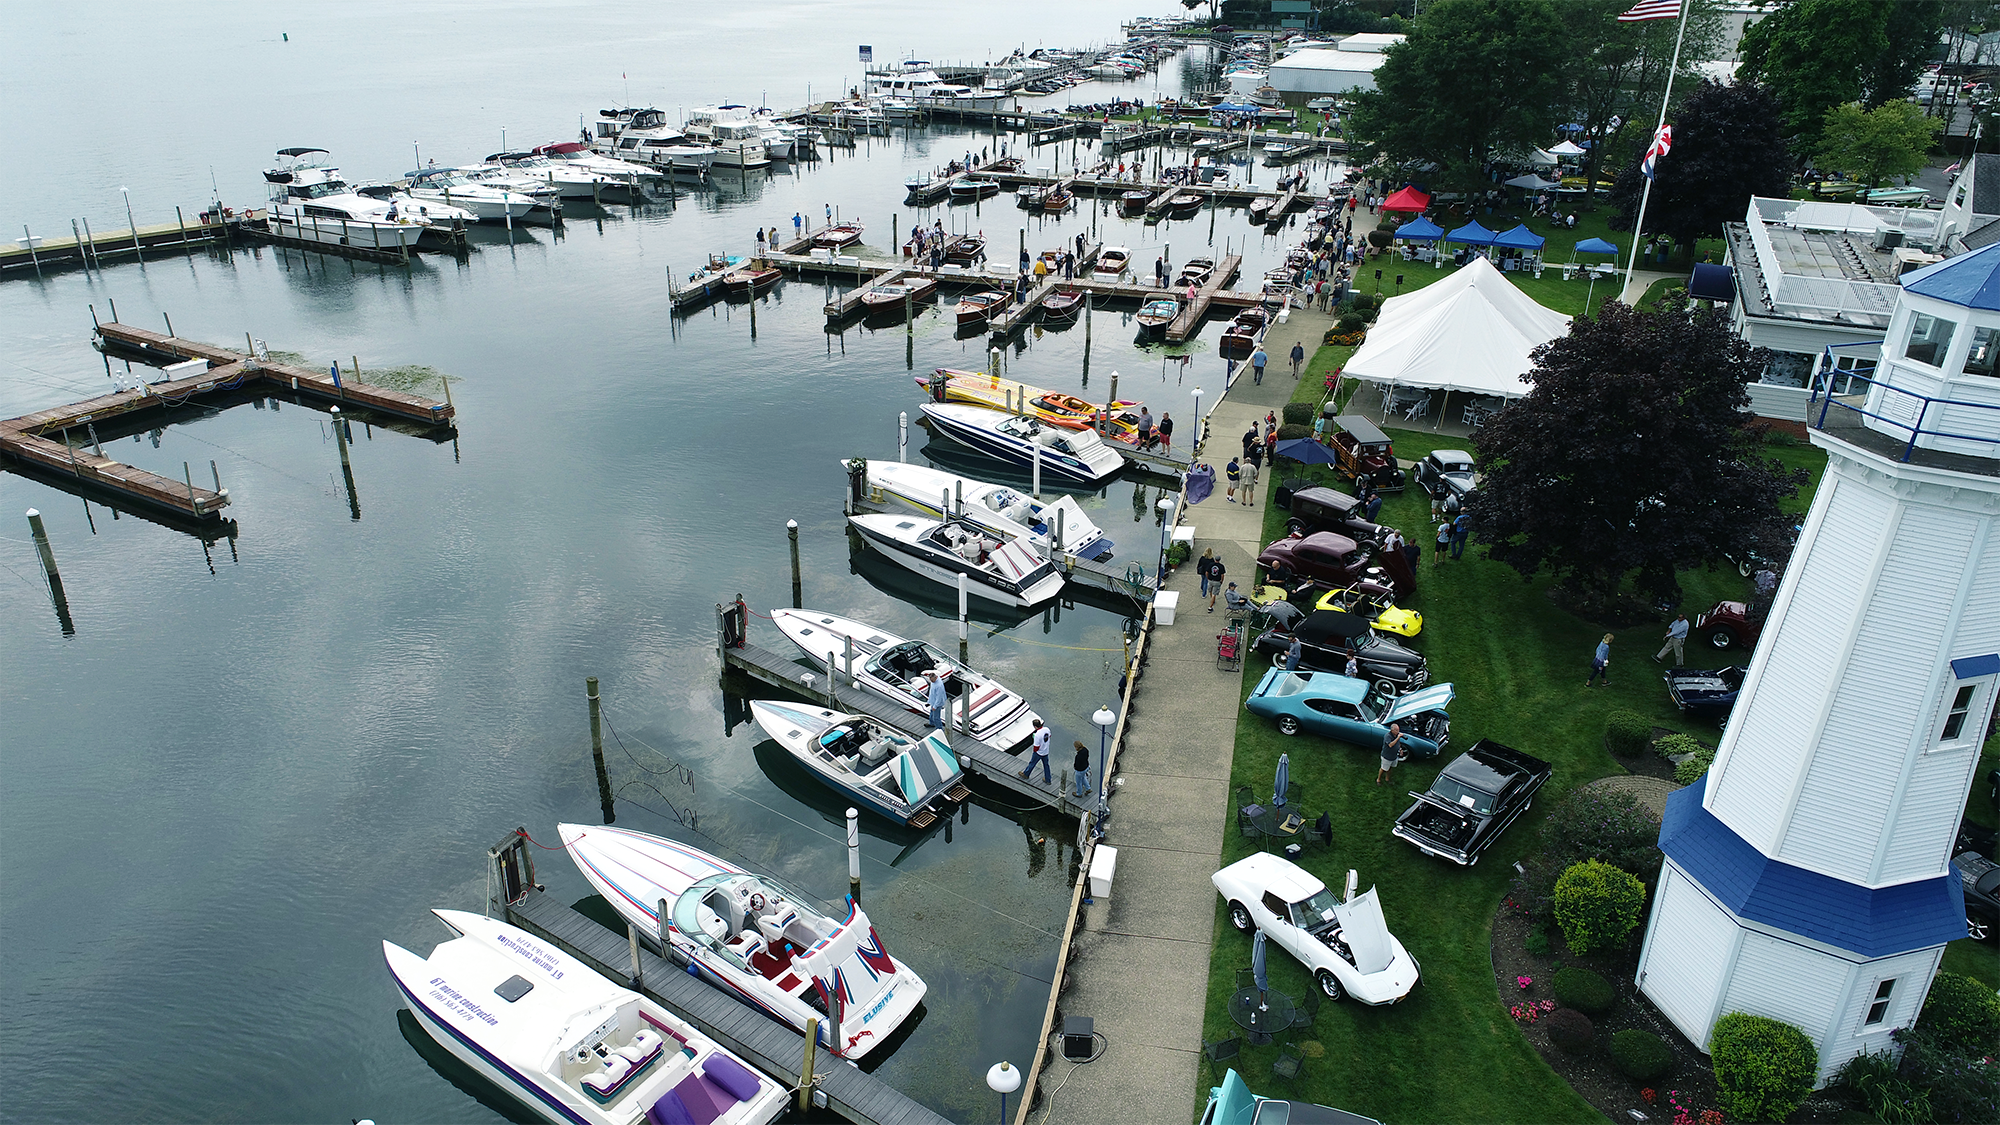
[263, 148, 456, 249]
[480, 150, 619, 199]
[531, 140, 663, 185]
[868, 60, 1011, 113]
[588, 108, 719, 175]
[403, 167, 543, 221]
[683, 105, 777, 166]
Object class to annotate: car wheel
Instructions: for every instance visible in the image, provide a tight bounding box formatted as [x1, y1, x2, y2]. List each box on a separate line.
[1285, 518, 1306, 537]
[1277, 715, 1302, 736]
[1702, 627, 1734, 650]
[1374, 678, 1401, 698]
[1316, 969, 1344, 1000]
[1736, 558, 1752, 578]
[1228, 901, 1254, 933]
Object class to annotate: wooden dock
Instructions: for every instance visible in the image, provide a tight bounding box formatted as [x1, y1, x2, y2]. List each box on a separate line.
[499, 882, 949, 1125]
[1165, 253, 1242, 343]
[824, 267, 912, 318]
[983, 243, 1103, 339]
[2, 212, 249, 277]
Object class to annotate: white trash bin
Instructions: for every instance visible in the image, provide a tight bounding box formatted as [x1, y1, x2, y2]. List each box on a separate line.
[1089, 845, 1117, 899]
[1154, 590, 1180, 625]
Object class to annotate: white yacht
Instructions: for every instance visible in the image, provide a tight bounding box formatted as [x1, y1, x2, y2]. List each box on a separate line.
[868, 61, 1012, 114]
[588, 108, 718, 175]
[402, 167, 542, 222]
[532, 141, 662, 185]
[750, 107, 817, 157]
[480, 150, 619, 199]
[262, 148, 456, 250]
[683, 105, 774, 167]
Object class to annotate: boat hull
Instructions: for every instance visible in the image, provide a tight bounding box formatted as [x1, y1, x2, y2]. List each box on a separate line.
[747, 701, 965, 826]
[920, 403, 1123, 485]
[848, 514, 1065, 608]
[267, 209, 427, 249]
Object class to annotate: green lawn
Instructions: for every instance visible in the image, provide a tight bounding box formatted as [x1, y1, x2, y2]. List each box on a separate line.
[1206, 425, 1998, 1118]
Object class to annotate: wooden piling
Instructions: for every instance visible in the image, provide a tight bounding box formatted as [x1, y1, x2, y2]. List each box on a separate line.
[788, 519, 802, 609]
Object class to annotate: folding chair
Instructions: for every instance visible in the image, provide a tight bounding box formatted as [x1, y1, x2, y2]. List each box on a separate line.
[1291, 987, 1323, 1032]
[1202, 1036, 1242, 1081]
[1272, 1041, 1306, 1083]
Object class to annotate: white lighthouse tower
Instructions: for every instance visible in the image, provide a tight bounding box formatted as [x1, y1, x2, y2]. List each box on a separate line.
[1636, 243, 2000, 1082]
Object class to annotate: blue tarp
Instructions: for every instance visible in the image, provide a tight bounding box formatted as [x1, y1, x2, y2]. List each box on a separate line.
[1443, 220, 1496, 247]
[1393, 216, 1445, 242]
[1210, 102, 1261, 115]
[1573, 236, 1618, 255]
[1491, 224, 1546, 251]
[1274, 438, 1340, 465]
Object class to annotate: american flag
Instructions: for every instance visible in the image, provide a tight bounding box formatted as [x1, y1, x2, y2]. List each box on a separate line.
[1618, 0, 1683, 20]
[1642, 125, 1673, 179]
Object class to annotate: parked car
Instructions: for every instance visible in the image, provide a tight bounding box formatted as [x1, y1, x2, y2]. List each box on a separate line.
[1250, 609, 1430, 693]
[1212, 852, 1421, 1003]
[1695, 600, 1763, 650]
[1326, 415, 1407, 493]
[1199, 1069, 1383, 1125]
[1953, 818, 1998, 943]
[1245, 669, 1453, 754]
[1664, 666, 1744, 724]
[1391, 739, 1552, 866]
[1413, 449, 1478, 503]
[1259, 531, 1414, 600]
[1284, 486, 1384, 545]
[1313, 580, 1421, 637]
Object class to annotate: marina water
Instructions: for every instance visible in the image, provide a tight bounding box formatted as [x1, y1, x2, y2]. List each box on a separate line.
[0, 6, 1347, 1120]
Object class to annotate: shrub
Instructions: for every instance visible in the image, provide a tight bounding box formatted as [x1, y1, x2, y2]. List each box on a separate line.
[1275, 423, 1311, 443]
[1510, 788, 1661, 923]
[1675, 747, 1717, 786]
[1605, 710, 1650, 757]
[1653, 732, 1706, 759]
[1609, 1030, 1673, 1082]
[1545, 1008, 1596, 1054]
[1337, 313, 1366, 333]
[1552, 859, 1646, 955]
[1165, 542, 1191, 567]
[1351, 291, 1374, 312]
[1553, 967, 1615, 1015]
[1710, 1012, 1817, 1125]
[1524, 926, 1552, 957]
[1280, 402, 1315, 426]
[1835, 1048, 1929, 1125]
[1366, 228, 1393, 248]
[1892, 1026, 2000, 1124]
[1917, 971, 2000, 1054]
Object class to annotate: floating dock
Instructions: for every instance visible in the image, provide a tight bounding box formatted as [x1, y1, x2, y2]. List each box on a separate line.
[1166, 253, 1241, 343]
[490, 836, 949, 1125]
[1, 211, 250, 277]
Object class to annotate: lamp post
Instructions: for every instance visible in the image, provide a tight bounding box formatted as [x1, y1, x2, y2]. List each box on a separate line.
[986, 1060, 1021, 1125]
[1155, 496, 1176, 594]
[1190, 387, 1203, 454]
[1092, 706, 1116, 839]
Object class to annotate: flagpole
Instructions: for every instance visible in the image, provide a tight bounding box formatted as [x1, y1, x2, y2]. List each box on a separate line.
[1622, 1, 1692, 295]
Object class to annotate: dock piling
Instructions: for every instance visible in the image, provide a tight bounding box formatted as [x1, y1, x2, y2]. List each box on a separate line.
[71, 221, 87, 274]
[87, 424, 103, 457]
[1032, 438, 1041, 500]
[183, 462, 199, 514]
[846, 808, 861, 904]
[80, 218, 97, 271]
[626, 923, 644, 990]
[26, 508, 60, 581]
[844, 636, 858, 690]
[788, 519, 802, 609]
[588, 677, 615, 823]
[21, 226, 41, 279]
[121, 188, 142, 262]
[799, 1019, 818, 1114]
[957, 572, 969, 646]
[898, 412, 907, 464]
[163, 312, 174, 339]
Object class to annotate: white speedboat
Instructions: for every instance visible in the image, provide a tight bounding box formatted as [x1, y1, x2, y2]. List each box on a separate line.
[262, 150, 446, 250]
[383, 909, 788, 1125]
[557, 824, 926, 1061]
[920, 403, 1126, 486]
[771, 608, 1043, 753]
[532, 141, 663, 186]
[482, 150, 619, 199]
[403, 168, 542, 221]
[747, 700, 968, 826]
[857, 460, 1114, 561]
[869, 60, 1013, 113]
[588, 108, 719, 175]
[848, 513, 1066, 608]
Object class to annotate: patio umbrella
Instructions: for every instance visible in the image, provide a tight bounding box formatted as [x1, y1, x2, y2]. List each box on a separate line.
[1274, 438, 1339, 465]
[1252, 930, 1270, 1003]
[1262, 598, 1304, 629]
[1186, 463, 1215, 504]
[1274, 752, 1291, 809]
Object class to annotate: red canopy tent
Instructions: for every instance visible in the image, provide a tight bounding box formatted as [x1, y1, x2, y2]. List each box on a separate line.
[1380, 186, 1431, 213]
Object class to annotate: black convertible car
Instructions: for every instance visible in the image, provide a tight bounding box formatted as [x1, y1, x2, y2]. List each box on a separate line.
[1391, 739, 1552, 866]
[1250, 609, 1429, 693]
[1954, 819, 1998, 943]
[1664, 666, 1744, 723]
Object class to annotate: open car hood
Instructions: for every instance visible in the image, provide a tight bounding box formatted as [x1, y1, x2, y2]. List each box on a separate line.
[1332, 887, 1394, 974]
[1386, 683, 1454, 722]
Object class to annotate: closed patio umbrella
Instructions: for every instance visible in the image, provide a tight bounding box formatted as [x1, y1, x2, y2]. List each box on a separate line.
[1274, 752, 1291, 809]
[1252, 930, 1270, 1005]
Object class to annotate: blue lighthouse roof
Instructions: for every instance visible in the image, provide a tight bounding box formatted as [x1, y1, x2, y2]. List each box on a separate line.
[1901, 241, 2000, 309]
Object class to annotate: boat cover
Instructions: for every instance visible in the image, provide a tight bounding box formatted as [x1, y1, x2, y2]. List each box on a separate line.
[988, 539, 1047, 584]
[895, 732, 963, 805]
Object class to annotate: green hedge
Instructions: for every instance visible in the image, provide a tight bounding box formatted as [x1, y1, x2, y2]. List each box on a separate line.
[1552, 967, 1615, 1015]
[1281, 402, 1316, 427]
[1710, 1012, 1817, 1125]
[1675, 746, 1717, 786]
[1605, 711, 1650, 757]
[1608, 1029, 1672, 1082]
[1919, 971, 2000, 1054]
[1275, 423, 1312, 443]
[1653, 732, 1705, 759]
[1552, 860, 1647, 956]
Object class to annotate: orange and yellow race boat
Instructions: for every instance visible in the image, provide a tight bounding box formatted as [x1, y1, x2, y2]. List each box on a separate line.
[915, 369, 1148, 442]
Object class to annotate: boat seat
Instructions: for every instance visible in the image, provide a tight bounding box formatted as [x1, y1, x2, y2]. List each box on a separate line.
[583, 1054, 636, 1102]
[617, 1030, 666, 1066]
[856, 736, 896, 770]
[757, 907, 798, 946]
[694, 904, 730, 942]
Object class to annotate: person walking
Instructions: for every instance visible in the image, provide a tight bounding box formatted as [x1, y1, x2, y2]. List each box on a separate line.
[1654, 614, 1689, 666]
[1364, 490, 1384, 523]
[1344, 647, 1361, 679]
[926, 672, 949, 729]
[1377, 722, 1404, 784]
[1020, 719, 1052, 783]
[1434, 521, 1451, 566]
[1242, 424, 1259, 461]
[1203, 551, 1228, 611]
[1585, 633, 1614, 687]
[1242, 453, 1261, 506]
[1072, 740, 1092, 799]
[1251, 346, 1268, 385]
[1197, 547, 1221, 606]
[1285, 635, 1303, 671]
[1225, 456, 1242, 503]
[1290, 340, 1305, 378]
[1450, 510, 1471, 559]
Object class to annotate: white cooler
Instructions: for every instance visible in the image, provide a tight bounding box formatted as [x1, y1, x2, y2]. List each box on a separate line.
[1154, 590, 1180, 625]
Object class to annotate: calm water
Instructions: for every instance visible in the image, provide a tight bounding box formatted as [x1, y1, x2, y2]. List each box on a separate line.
[0, 8, 1345, 1121]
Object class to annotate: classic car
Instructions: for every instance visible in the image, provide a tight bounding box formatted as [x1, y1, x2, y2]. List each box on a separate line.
[1212, 852, 1421, 1004]
[1413, 449, 1478, 502]
[1245, 670, 1452, 755]
[1250, 610, 1430, 693]
[1954, 819, 1998, 943]
[1313, 580, 1421, 637]
[1259, 531, 1414, 600]
[1283, 486, 1386, 545]
[1664, 666, 1744, 723]
[1695, 600, 1764, 650]
[1200, 1069, 1383, 1125]
[1391, 739, 1552, 866]
[1327, 415, 1406, 493]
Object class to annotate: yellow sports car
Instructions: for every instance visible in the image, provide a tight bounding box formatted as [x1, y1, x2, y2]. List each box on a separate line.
[1313, 583, 1422, 637]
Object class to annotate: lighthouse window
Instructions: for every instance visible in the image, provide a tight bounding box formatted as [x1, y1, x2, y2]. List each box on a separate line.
[1902, 313, 1958, 367]
[1941, 684, 1977, 741]
[1864, 978, 1896, 1025]
[1964, 327, 1999, 378]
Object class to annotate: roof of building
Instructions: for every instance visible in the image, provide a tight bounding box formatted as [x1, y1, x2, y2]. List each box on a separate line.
[1902, 240, 2000, 310]
[1724, 198, 1947, 329]
[1268, 48, 1390, 75]
[1970, 153, 2000, 219]
[1659, 775, 1967, 959]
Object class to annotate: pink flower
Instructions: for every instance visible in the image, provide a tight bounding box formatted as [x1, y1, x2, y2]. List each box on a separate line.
[1517, 974, 1533, 990]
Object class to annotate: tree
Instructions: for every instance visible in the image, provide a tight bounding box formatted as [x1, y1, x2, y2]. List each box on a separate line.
[1347, 0, 1570, 194]
[1606, 79, 1791, 253]
[1738, 0, 1945, 157]
[1816, 100, 1942, 186]
[1467, 301, 1808, 608]
[1563, 0, 1728, 199]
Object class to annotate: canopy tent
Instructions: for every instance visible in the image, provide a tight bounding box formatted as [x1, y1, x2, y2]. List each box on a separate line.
[1573, 236, 1618, 255]
[1210, 102, 1262, 115]
[1379, 185, 1431, 213]
[1443, 220, 1496, 246]
[1525, 147, 1559, 167]
[1342, 256, 1570, 426]
[1548, 140, 1586, 157]
[1491, 224, 1546, 251]
[1392, 215, 1445, 242]
[1504, 172, 1558, 190]
[1688, 263, 1735, 303]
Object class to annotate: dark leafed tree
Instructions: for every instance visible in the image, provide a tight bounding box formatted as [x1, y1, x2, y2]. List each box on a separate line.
[1564, 0, 1728, 199]
[1467, 301, 1808, 609]
[1347, 0, 1569, 194]
[1738, 0, 1944, 157]
[1606, 79, 1790, 251]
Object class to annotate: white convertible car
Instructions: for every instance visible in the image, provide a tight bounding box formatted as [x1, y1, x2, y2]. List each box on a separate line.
[1211, 853, 1420, 1004]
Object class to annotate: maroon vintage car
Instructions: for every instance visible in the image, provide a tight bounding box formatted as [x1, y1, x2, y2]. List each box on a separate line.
[1258, 531, 1415, 600]
[1695, 600, 1764, 650]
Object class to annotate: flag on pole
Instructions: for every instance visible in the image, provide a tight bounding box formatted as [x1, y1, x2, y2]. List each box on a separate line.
[1642, 125, 1673, 179]
[1618, 0, 1683, 19]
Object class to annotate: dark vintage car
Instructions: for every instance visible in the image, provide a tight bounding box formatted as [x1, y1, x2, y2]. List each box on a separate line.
[1696, 600, 1764, 650]
[1327, 415, 1407, 493]
[1259, 531, 1415, 600]
[1413, 449, 1478, 502]
[1665, 666, 1744, 723]
[1954, 819, 1998, 943]
[1284, 486, 1385, 545]
[1250, 609, 1429, 693]
[1391, 738, 1552, 866]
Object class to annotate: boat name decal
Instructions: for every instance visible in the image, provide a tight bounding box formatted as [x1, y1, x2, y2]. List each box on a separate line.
[427, 976, 502, 1027]
[859, 987, 896, 1025]
[493, 931, 565, 979]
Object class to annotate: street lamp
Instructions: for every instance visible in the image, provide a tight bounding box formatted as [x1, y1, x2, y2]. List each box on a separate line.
[1091, 706, 1117, 840]
[986, 1060, 1022, 1125]
[1155, 496, 1176, 594]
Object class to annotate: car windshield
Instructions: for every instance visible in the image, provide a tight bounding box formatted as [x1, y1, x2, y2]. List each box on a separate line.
[1293, 886, 1340, 927]
[1358, 683, 1397, 722]
[1431, 775, 1495, 815]
[1265, 673, 1309, 697]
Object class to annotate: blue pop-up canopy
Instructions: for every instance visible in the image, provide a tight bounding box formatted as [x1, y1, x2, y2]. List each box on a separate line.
[1394, 215, 1444, 242]
[1443, 220, 1496, 247]
[1491, 224, 1546, 251]
[1574, 236, 1618, 255]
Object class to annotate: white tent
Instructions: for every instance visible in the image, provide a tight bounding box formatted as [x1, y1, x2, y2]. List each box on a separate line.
[1342, 256, 1571, 425]
[1549, 140, 1587, 157]
[1504, 172, 1559, 190]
